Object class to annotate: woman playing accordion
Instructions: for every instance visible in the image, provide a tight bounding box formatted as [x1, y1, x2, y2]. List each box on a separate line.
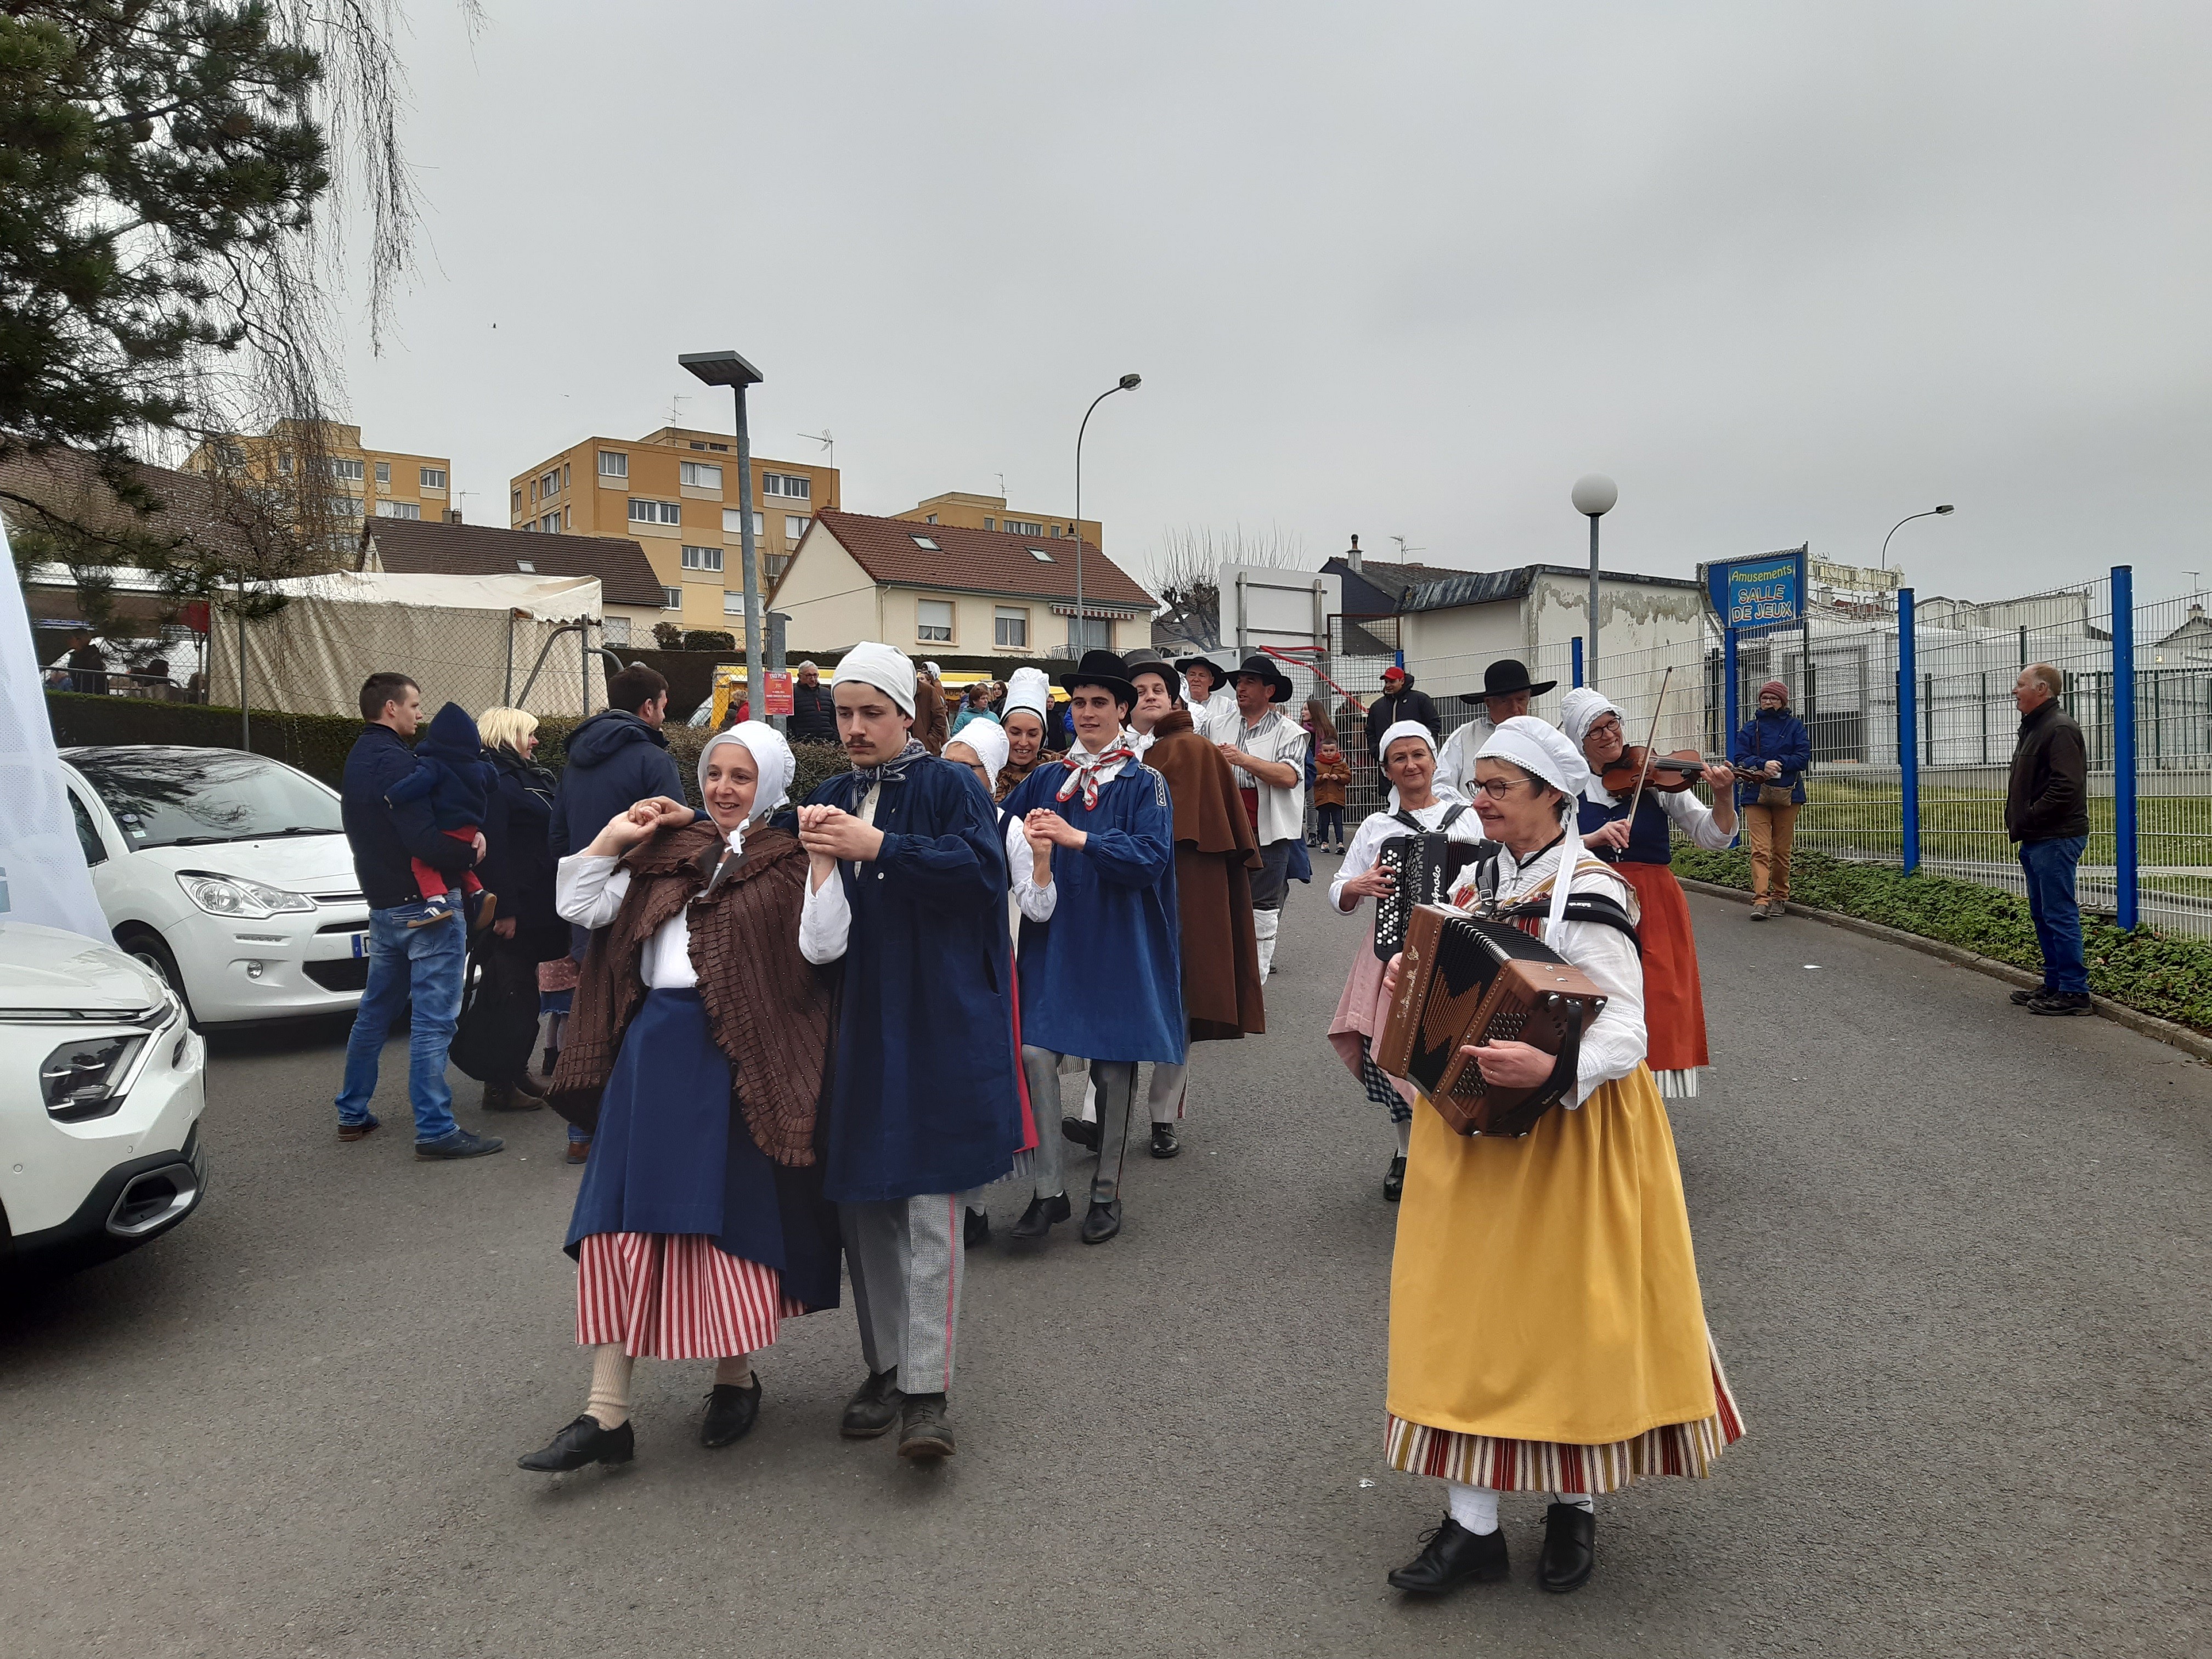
[1381, 717, 1744, 1599]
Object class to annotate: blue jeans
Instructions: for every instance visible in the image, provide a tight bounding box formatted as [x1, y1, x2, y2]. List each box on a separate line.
[2018, 835, 2089, 996]
[335, 904, 467, 1142]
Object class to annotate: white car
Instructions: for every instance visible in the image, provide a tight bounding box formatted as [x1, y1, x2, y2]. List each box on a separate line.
[60, 745, 370, 1025]
[0, 920, 206, 1275]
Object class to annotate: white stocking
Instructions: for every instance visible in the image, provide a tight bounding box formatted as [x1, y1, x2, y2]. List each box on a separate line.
[1445, 1482, 1499, 1535]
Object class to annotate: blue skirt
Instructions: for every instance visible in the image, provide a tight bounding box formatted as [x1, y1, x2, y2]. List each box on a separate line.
[563, 988, 840, 1310]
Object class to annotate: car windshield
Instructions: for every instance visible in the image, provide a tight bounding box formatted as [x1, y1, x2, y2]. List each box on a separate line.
[71, 748, 343, 850]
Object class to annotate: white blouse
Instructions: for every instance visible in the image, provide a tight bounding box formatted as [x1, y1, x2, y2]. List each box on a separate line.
[797, 782, 882, 965]
[1006, 815, 1057, 923]
[1453, 838, 1647, 1108]
[1330, 799, 1490, 913]
[555, 853, 701, 989]
[1587, 785, 1737, 850]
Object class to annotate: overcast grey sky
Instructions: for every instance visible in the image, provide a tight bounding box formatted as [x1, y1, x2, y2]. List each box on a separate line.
[337, 2, 2212, 603]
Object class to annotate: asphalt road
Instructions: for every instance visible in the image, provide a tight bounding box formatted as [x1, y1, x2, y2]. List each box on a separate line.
[4, 876, 2209, 1658]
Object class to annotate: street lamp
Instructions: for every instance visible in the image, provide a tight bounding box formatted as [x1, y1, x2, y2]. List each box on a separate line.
[1571, 473, 1617, 681]
[1882, 504, 1955, 574]
[1073, 373, 1141, 657]
[679, 349, 771, 729]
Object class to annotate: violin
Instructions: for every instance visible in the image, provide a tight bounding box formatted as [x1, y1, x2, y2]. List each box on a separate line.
[1599, 745, 1738, 797]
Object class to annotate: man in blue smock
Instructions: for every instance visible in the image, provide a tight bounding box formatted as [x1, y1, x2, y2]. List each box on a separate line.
[1001, 649, 1183, 1247]
[797, 642, 1022, 1463]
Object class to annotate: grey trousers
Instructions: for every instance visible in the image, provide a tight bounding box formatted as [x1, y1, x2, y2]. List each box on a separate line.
[1020, 1048, 1138, 1204]
[839, 1193, 965, 1396]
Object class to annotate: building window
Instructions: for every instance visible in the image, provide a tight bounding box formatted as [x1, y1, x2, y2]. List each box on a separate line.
[681, 544, 724, 572]
[516, 558, 536, 572]
[762, 472, 810, 500]
[1028, 546, 1054, 562]
[680, 461, 722, 489]
[329, 457, 365, 481]
[510, 488, 522, 514]
[1007, 518, 1043, 537]
[629, 499, 682, 526]
[709, 443, 728, 452]
[564, 507, 572, 529]
[910, 534, 939, 550]
[421, 466, 447, 489]
[924, 513, 937, 524]
[725, 508, 762, 536]
[541, 469, 560, 497]
[917, 599, 953, 642]
[599, 450, 628, 479]
[560, 463, 568, 489]
[766, 554, 791, 582]
[995, 607, 1028, 648]
[374, 500, 421, 520]
[328, 493, 364, 520]
[785, 514, 809, 541]
[723, 592, 747, 617]
[1068, 614, 1110, 651]
[604, 616, 630, 645]
[540, 512, 560, 533]
[983, 517, 995, 531]
[375, 460, 390, 484]
[662, 586, 682, 610]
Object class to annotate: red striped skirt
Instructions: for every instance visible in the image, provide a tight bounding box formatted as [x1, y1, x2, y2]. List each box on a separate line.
[574, 1232, 804, 1360]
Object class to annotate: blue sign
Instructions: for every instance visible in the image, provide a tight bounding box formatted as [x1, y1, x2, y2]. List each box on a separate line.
[1708, 549, 1806, 634]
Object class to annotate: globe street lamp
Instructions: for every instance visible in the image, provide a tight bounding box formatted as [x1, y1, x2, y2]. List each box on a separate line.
[1882, 504, 1955, 573]
[679, 349, 770, 727]
[1572, 473, 1618, 681]
[1073, 373, 1141, 656]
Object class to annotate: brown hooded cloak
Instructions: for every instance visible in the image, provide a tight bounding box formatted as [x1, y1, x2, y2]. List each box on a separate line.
[1145, 708, 1266, 1040]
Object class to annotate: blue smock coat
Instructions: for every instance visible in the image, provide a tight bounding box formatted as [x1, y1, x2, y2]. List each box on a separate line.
[806, 756, 1025, 1203]
[1730, 709, 1812, 807]
[1002, 761, 1186, 1064]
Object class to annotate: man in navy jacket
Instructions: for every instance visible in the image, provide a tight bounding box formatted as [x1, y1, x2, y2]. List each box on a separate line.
[547, 665, 686, 859]
[334, 673, 503, 1159]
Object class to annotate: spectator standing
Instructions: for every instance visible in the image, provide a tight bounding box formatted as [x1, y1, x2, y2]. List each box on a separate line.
[476, 707, 569, 1111]
[914, 660, 951, 754]
[1363, 665, 1441, 763]
[788, 661, 838, 743]
[1312, 738, 1351, 853]
[1730, 679, 1812, 920]
[333, 673, 504, 1160]
[2005, 664, 2091, 1015]
[950, 680, 1001, 738]
[63, 630, 109, 695]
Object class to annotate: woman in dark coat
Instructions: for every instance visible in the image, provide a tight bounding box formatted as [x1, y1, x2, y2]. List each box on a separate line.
[475, 709, 572, 1110]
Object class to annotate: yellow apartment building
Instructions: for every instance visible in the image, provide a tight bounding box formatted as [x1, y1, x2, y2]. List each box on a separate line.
[181, 420, 453, 538]
[509, 427, 840, 633]
[894, 491, 1102, 549]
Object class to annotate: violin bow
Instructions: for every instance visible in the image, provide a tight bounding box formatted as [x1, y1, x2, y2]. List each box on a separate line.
[1622, 665, 1675, 827]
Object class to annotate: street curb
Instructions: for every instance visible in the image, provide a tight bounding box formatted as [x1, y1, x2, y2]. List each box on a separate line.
[1679, 877, 2212, 1066]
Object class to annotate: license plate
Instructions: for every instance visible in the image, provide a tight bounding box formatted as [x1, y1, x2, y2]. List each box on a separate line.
[349, 933, 369, 958]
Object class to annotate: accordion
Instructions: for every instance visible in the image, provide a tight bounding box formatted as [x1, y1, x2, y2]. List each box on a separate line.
[1373, 833, 1487, 960]
[1374, 903, 1610, 1138]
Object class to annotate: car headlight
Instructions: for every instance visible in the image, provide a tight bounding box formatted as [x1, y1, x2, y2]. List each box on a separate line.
[42, 1033, 147, 1122]
[176, 871, 315, 918]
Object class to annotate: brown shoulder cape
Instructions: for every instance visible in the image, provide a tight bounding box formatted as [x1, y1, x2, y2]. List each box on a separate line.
[1146, 709, 1262, 867]
[549, 819, 834, 1165]
[1146, 709, 1266, 1040]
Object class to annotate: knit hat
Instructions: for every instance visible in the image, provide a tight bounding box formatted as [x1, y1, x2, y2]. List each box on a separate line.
[837, 642, 916, 717]
[1759, 679, 1790, 704]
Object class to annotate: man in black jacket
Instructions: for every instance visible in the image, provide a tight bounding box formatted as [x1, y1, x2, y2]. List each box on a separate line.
[2006, 663, 2091, 1015]
[788, 660, 838, 744]
[1363, 666, 1441, 764]
[334, 672, 505, 1158]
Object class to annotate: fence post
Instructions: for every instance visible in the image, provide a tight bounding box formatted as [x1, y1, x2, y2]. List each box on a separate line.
[1571, 635, 1584, 689]
[1899, 586, 1918, 873]
[2112, 565, 2137, 930]
[1722, 627, 1739, 767]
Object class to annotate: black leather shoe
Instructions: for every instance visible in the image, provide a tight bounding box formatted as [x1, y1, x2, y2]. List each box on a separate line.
[1080, 1198, 1122, 1244]
[517, 1414, 634, 1472]
[699, 1378, 762, 1447]
[1383, 1154, 1406, 1203]
[897, 1392, 955, 1459]
[963, 1206, 991, 1248]
[1061, 1115, 1099, 1152]
[2009, 986, 2044, 1005]
[839, 1367, 902, 1438]
[416, 1127, 504, 1160]
[1386, 1517, 1509, 1593]
[2027, 991, 2092, 1015]
[1150, 1124, 1180, 1159]
[1008, 1192, 1070, 1240]
[1538, 1502, 1596, 1593]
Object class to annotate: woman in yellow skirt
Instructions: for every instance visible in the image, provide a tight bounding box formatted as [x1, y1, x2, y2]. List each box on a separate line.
[1383, 716, 1745, 1598]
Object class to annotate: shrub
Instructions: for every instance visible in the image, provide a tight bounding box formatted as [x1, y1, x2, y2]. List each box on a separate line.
[46, 692, 362, 787]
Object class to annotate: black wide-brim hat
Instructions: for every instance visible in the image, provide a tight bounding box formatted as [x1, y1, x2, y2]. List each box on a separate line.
[1480, 658, 1557, 698]
[1231, 652, 1295, 703]
[1173, 651, 1227, 681]
[1121, 652, 1182, 699]
[1058, 647, 1138, 706]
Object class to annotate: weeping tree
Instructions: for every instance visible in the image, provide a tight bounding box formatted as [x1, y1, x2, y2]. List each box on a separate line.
[0, 1, 449, 629]
[1144, 523, 1311, 652]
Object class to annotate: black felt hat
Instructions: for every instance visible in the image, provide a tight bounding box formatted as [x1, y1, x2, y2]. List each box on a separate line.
[1231, 652, 1295, 704]
[1058, 648, 1138, 707]
[1479, 658, 1558, 699]
[1120, 652, 1182, 700]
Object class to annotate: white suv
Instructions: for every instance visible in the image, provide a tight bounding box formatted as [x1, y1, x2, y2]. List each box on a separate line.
[0, 920, 206, 1276]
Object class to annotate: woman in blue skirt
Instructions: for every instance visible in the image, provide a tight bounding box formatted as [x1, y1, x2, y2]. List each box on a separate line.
[521, 723, 842, 1471]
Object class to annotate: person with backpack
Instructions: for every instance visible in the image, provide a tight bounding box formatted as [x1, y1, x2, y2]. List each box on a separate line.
[1324, 721, 1489, 1201]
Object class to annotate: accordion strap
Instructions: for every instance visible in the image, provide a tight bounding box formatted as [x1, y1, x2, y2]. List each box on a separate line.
[1471, 854, 1644, 952]
[1390, 802, 1470, 835]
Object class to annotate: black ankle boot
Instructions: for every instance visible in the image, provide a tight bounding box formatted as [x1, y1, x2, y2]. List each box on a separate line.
[699, 1377, 762, 1447]
[1538, 1502, 1596, 1592]
[963, 1206, 991, 1248]
[839, 1367, 902, 1438]
[518, 1414, 634, 1472]
[1386, 1517, 1509, 1593]
[1383, 1154, 1407, 1202]
[1008, 1192, 1070, 1240]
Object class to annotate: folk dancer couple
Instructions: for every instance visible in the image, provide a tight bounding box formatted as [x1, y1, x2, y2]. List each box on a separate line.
[520, 644, 1025, 1470]
[1361, 715, 1746, 1597]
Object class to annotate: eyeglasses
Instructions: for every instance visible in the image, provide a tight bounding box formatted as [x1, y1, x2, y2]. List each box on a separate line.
[1469, 777, 1541, 800]
[1586, 717, 1623, 738]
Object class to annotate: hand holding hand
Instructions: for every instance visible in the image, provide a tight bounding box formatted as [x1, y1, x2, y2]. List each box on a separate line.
[1462, 1038, 1553, 1088]
[1024, 809, 1086, 851]
[798, 805, 885, 865]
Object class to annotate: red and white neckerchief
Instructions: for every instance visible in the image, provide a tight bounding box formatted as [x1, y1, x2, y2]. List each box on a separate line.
[1056, 732, 1138, 810]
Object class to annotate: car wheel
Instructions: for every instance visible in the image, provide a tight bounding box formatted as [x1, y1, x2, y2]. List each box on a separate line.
[114, 928, 199, 1028]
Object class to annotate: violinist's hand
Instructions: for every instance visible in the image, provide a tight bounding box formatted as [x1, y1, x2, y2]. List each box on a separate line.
[1583, 819, 1633, 852]
[1701, 761, 1736, 792]
[1461, 1038, 1553, 1088]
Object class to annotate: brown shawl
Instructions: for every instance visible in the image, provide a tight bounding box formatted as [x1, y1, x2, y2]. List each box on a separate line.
[548, 820, 833, 1165]
[994, 748, 1063, 803]
[1146, 709, 1267, 1041]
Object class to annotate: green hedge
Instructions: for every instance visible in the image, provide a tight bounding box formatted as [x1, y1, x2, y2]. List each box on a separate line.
[1674, 845, 2212, 1033]
[46, 692, 363, 787]
[534, 718, 850, 809]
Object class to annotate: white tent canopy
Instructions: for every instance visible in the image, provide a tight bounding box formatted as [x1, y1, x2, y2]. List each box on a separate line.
[207, 569, 608, 719]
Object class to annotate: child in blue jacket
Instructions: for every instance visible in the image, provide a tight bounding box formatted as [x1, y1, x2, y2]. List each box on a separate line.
[385, 701, 495, 926]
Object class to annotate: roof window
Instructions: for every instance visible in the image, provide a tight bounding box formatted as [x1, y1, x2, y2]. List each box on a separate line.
[910, 534, 939, 550]
[516, 558, 535, 573]
[1028, 547, 1054, 562]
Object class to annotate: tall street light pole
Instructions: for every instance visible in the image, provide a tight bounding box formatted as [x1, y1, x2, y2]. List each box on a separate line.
[1882, 504, 1955, 574]
[679, 349, 770, 729]
[1571, 474, 1618, 682]
[1074, 373, 1141, 656]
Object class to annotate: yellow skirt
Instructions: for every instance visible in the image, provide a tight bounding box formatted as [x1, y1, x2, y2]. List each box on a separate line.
[1387, 1064, 1742, 1477]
